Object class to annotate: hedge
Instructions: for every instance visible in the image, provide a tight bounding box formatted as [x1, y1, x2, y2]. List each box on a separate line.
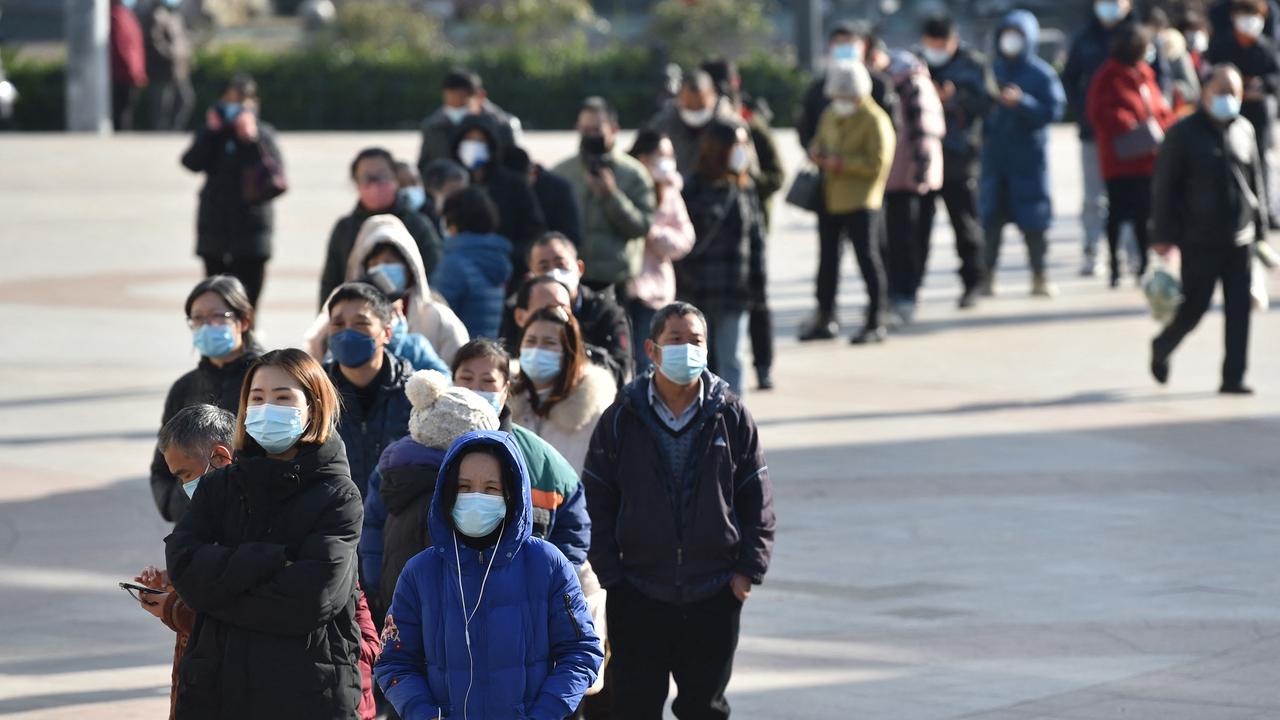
[2, 45, 810, 131]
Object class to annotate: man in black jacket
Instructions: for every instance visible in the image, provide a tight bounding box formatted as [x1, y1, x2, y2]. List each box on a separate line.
[584, 302, 774, 719]
[417, 67, 518, 174]
[1151, 65, 1265, 394]
[506, 146, 583, 245]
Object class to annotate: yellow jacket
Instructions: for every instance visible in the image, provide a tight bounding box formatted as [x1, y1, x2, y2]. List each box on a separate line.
[811, 100, 896, 214]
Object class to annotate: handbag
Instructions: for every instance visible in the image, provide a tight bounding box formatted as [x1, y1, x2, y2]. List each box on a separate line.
[1113, 83, 1165, 161]
[784, 166, 822, 213]
[241, 135, 288, 205]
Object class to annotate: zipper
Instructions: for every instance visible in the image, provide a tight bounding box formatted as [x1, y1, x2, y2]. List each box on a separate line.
[563, 594, 584, 639]
[675, 546, 684, 588]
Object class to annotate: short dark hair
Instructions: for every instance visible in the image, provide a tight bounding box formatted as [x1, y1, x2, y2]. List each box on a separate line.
[829, 20, 865, 41]
[423, 158, 470, 194]
[450, 338, 512, 383]
[922, 15, 956, 39]
[649, 301, 707, 342]
[514, 274, 571, 311]
[629, 128, 666, 159]
[1232, 0, 1268, 15]
[443, 67, 482, 93]
[158, 404, 236, 458]
[580, 96, 618, 126]
[527, 231, 577, 262]
[680, 69, 715, 95]
[185, 275, 256, 348]
[442, 186, 500, 234]
[225, 72, 258, 100]
[393, 160, 420, 182]
[700, 58, 739, 97]
[328, 281, 393, 325]
[1110, 22, 1152, 64]
[350, 147, 395, 181]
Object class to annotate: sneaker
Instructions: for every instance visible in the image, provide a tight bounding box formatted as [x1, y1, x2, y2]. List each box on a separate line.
[958, 286, 980, 309]
[849, 326, 888, 345]
[1031, 273, 1058, 298]
[1219, 384, 1255, 395]
[798, 314, 838, 342]
[756, 367, 775, 391]
[978, 277, 996, 298]
[1151, 356, 1169, 385]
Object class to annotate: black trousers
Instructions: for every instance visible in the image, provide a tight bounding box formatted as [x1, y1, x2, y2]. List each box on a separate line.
[1153, 244, 1253, 387]
[203, 255, 268, 307]
[816, 208, 886, 328]
[748, 306, 773, 372]
[884, 191, 938, 302]
[937, 174, 987, 291]
[1105, 175, 1153, 281]
[607, 583, 742, 720]
[112, 83, 140, 132]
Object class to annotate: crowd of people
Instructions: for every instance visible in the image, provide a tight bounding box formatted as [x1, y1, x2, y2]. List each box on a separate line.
[119, 2, 1280, 718]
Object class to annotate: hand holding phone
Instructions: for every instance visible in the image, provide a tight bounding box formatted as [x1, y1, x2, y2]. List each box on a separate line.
[119, 581, 165, 603]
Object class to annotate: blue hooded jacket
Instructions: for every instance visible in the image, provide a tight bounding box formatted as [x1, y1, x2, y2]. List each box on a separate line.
[430, 233, 513, 340]
[979, 10, 1066, 232]
[375, 430, 602, 720]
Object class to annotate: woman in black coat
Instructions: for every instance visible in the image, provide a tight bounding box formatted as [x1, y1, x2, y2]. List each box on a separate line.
[180, 73, 282, 306]
[151, 275, 261, 523]
[166, 348, 364, 719]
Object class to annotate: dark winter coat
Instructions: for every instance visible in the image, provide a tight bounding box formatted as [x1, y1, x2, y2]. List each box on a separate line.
[1063, 15, 1135, 140]
[417, 101, 518, 176]
[150, 345, 262, 522]
[375, 431, 603, 720]
[499, 284, 635, 387]
[1086, 59, 1177, 180]
[319, 198, 444, 309]
[980, 11, 1066, 232]
[1153, 109, 1268, 250]
[534, 164, 583, 245]
[677, 175, 767, 314]
[164, 433, 364, 720]
[181, 121, 282, 260]
[430, 232, 513, 340]
[327, 352, 414, 498]
[925, 44, 997, 180]
[582, 371, 775, 605]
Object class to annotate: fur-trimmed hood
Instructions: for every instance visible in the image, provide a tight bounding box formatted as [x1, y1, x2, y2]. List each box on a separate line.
[509, 363, 617, 434]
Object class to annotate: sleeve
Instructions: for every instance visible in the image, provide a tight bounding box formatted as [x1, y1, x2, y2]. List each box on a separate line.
[581, 409, 624, 589]
[749, 124, 786, 201]
[1086, 72, 1139, 138]
[409, 214, 444, 277]
[516, 183, 549, 250]
[360, 468, 389, 608]
[833, 114, 895, 179]
[402, 334, 450, 375]
[599, 299, 634, 384]
[547, 480, 591, 568]
[1009, 67, 1065, 129]
[375, 561, 445, 720]
[160, 592, 198, 636]
[320, 221, 348, 311]
[560, 183, 584, 246]
[429, 253, 467, 314]
[528, 553, 603, 720]
[954, 56, 998, 119]
[204, 487, 364, 635]
[730, 404, 775, 584]
[602, 168, 657, 240]
[1251, 127, 1270, 241]
[797, 81, 825, 150]
[648, 193, 697, 261]
[180, 127, 218, 173]
[1259, 48, 1280, 94]
[150, 382, 187, 522]
[1061, 37, 1085, 116]
[1151, 124, 1186, 247]
[356, 585, 383, 667]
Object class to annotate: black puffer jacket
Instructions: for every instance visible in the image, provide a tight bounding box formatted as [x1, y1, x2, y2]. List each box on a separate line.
[181, 121, 281, 260]
[327, 352, 414, 498]
[150, 345, 262, 522]
[165, 433, 364, 720]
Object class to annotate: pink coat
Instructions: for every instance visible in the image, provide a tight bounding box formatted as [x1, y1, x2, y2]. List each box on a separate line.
[628, 178, 696, 309]
[886, 55, 946, 195]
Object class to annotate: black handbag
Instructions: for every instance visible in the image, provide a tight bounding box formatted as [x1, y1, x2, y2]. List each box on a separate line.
[785, 167, 823, 213]
[1113, 84, 1165, 161]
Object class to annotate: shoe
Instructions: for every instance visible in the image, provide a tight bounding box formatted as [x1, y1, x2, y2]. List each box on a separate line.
[978, 277, 996, 297]
[850, 326, 887, 345]
[798, 313, 838, 341]
[958, 287, 979, 309]
[894, 299, 917, 326]
[1031, 272, 1058, 298]
[1150, 355, 1169, 385]
[1109, 274, 1121, 289]
[756, 367, 775, 391]
[1219, 384, 1255, 395]
[1079, 254, 1100, 277]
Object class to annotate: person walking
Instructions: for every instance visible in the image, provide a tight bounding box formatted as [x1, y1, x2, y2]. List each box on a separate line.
[920, 15, 997, 308]
[1151, 64, 1265, 395]
[981, 11, 1067, 298]
[1086, 22, 1177, 287]
[150, 275, 261, 523]
[806, 61, 897, 344]
[143, 0, 194, 131]
[165, 349, 364, 719]
[430, 186, 513, 339]
[374, 431, 603, 720]
[582, 301, 775, 720]
[181, 74, 282, 307]
[109, 0, 147, 131]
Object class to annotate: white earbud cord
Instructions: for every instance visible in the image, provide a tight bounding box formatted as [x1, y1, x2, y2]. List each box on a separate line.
[453, 519, 504, 720]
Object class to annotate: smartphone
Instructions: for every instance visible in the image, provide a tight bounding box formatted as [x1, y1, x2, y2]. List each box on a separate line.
[119, 581, 165, 596]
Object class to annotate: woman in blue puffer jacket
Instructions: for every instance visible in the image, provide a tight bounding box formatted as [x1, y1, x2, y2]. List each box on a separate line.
[375, 430, 602, 720]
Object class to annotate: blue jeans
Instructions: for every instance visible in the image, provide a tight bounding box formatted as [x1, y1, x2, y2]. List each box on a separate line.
[704, 308, 748, 398]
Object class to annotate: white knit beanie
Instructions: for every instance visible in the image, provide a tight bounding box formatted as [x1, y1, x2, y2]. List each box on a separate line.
[404, 370, 500, 450]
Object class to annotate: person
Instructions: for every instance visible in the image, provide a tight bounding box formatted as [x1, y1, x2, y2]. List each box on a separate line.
[647, 69, 755, 176]
[920, 15, 996, 309]
[509, 306, 617, 474]
[1155, 23, 1203, 111]
[142, 0, 193, 131]
[582, 301, 775, 720]
[1181, 12, 1212, 73]
[320, 147, 444, 305]
[552, 97, 657, 296]
[883, 50, 947, 324]
[181, 74, 283, 307]
[374, 430, 604, 719]
[627, 130, 696, 374]
[507, 146, 584, 245]
[677, 120, 766, 394]
[307, 214, 468, 367]
[501, 274, 627, 386]
[325, 282, 414, 496]
[807, 61, 897, 345]
[109, 0, 147, 131]
[1151, 64, 1265, 394]
[394, 160, 428, 215]
[797, 21, 902, 154]
[1209, 0, 1280, 44]
[1063, 0, 1137, 276]
[981, 11, 1068, 298]
[1086, 22, 1178, 287]
[164, 349, 364, 719]
[421, 157, 471, 237]
[150, 275, 261, 523]
[430, 186, 513, 339]
[417, 67, 519, 174]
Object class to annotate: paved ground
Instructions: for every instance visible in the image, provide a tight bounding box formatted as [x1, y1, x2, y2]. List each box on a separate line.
[0, 126, 1278, 719]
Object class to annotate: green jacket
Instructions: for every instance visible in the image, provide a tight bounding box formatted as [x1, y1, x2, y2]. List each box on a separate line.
[552, 149, 656, 286]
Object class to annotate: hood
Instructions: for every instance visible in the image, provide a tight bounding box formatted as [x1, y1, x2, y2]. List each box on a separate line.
[428, 430, 532, 566]
[347, 213, 432, 298]
[443, 233, 514, 285]
[509, 363, 618, 434]
[997, 10, 1040, 62]
[378, 436, 447, 515]
[449, 115, 500, 164]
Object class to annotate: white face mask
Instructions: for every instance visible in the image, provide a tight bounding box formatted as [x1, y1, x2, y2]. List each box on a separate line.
[832, 99, 858, 116]
[999, 31, 1026, 58]
[1190, 31, 1209, 54]
[458, 139, 490, 170]
[921, 46, 954, 67]
[652, 156, 679, 182]
[679, 107, 714, 128]
[728, 145, 750, 174]
[442, 105, 469, 124]
[1235, 14, 1265, 39]
[545, 267, 580, 295]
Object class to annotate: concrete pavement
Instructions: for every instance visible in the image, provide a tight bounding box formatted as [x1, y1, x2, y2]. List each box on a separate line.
[0, 127, 1278, 718]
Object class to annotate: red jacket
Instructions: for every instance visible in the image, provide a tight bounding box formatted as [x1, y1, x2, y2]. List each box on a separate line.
[355, 585, 382, 720]
[1086, 59, 1176, 180]
[109, 1, 147, 87]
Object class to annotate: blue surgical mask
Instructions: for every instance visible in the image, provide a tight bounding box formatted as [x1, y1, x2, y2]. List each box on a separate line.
[369, 262, 408, 295]
[330, 328, 379, 368]
[1094, 1, 1122, 24]
[245, 404, 306, 454]
[1210, 94, 1242, 121]
[182, 456, 216, 498]
[452, 492, 507, 537]
[1144, 44, 1158, 65]
[164, 0, 182, 7]
[399, 186, 427, 212]
[519, 348, 563, 384]
[474, 390, 505, 413]
[192, 324, 238, 359]
[658, 343, 707, 385]
[219, 102, 243, 123]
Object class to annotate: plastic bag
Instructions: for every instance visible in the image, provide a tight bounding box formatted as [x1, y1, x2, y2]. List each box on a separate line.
[1143, 248, 1182, 325]
[1251, 256, 1270, 313]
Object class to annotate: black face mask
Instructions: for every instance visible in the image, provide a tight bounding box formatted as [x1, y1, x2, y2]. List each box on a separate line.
[580, 134, 608, 156]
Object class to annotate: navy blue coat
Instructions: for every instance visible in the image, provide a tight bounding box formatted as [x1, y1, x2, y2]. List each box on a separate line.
[979, 10, 1066, 233]
[327, 351, 414, 498]
[431, 232, 513, 340]
[375, 431, 603, 720]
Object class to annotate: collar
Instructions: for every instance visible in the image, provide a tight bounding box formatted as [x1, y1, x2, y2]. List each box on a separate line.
[646, 374, 703, 431]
